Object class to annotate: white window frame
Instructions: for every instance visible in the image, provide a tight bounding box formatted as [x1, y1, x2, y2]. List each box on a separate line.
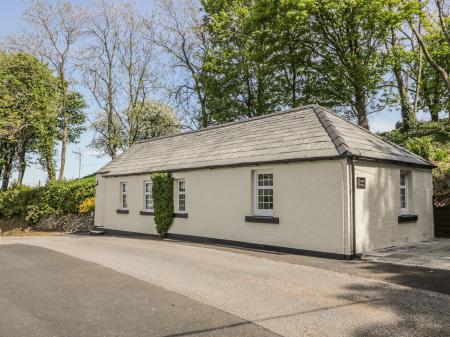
[400, 172, 409, 215]
[120, 182, 128, 210]
[177, 179, 186, 213]
[144, 180, 153, 211]
[254, 170, 274, 217]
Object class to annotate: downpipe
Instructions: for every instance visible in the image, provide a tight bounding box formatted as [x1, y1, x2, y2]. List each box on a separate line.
[350, 157, 358, 258]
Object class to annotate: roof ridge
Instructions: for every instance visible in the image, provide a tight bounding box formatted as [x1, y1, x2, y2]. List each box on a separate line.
[135, 105, 317, 145]
[312, 105, 350, 155]
[318, 106, 434, 166]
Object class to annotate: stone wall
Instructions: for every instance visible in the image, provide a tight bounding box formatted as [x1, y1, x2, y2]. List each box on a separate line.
[0, 213, 95, 233]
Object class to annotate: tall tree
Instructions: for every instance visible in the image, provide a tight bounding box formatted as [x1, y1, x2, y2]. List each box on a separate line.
[80, 0, 122, 159]
[154, 0, 210, 128]
[385, 24, 421, 130]
[0, 52, 59, 189]
[407, 0, 450, 97]
[56, 91, 87, 158]
[118, 4, 158, 146]
[9, 0, 86, 180]
[82, 0, 158, 158]
[306, 0, 396, 129]
[202, 0, 283, 122]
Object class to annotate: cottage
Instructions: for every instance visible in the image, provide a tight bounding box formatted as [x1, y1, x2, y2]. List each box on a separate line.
[95, 105, 434, 259]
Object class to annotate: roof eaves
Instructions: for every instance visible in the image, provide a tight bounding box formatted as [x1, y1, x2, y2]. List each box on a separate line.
[313, 105, 350, 156]
[100, 154, 348, 177]
[317, 105, 434, 168]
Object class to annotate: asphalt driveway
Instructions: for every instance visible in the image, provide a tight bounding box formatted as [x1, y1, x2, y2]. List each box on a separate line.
[1, 235, 450, 337]
[0, 244, 276, 337]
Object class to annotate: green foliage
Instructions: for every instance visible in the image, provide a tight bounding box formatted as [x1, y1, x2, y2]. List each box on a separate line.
[58, 91, 87, 144]
[382, 120, 450, 195]
[434, 148, 448, 162]
[79, 197, 96, 213]
[0, 177, 96, 224]
[404, 136, 433, 160]
[152, 173, 174, 237]
[0, 51, 60, 183]
[90, 100, 180, 157]
[25, 204, 56, 225]
[201, 0, 398, 127]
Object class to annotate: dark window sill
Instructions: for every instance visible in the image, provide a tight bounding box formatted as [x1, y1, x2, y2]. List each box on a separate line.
[398, 214, 418, 223]
[245, 216, 279, 224]
[116, 209, 129, 214]
[140, 210, 154, 216]
[174, 213, 188, 218]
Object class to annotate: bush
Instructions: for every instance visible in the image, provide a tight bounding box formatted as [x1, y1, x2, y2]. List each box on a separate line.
[0, 176, 96, 224]
[25, 204, 57, 225]
[79, 197, 95, 213]
[404, 136, 433, 160]
[152, 173, 174, 237]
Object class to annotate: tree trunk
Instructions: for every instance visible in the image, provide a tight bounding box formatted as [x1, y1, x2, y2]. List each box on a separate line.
[59, 122, 68, 181]
[354, 89, 369, 130]
[393, 64, 415, 130]
[412, 46, 423, 117]
[391, 30, 415, 131]
[45, 155, 56, 182]
[1, 145, 15, 191]
[17, 141, 27, 185]
[411, 24, 450, 97]
[58, 71, 67, 181]
[200, 98, 208, 128]
[430, 94, 440, 122]
[430, 110, 439, 122]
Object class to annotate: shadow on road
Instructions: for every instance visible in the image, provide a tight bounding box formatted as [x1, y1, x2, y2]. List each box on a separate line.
[336, 282, 450, 337]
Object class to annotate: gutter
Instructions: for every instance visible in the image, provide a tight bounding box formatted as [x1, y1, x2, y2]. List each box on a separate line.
[350, 156, 357, 258]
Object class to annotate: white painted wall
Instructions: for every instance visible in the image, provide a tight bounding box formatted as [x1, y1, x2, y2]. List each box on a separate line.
[354, 161, 434, 253]
[95, 159, 349, 255]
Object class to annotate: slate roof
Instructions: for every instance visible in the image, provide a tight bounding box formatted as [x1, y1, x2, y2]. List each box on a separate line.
[98, 105, 433, 176]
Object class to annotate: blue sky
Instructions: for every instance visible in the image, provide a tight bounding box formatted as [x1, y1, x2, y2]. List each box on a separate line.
[0, 0, 415, 186]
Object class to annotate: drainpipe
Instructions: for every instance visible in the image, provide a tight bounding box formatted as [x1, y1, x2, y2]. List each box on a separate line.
[350, 157, 358, 257]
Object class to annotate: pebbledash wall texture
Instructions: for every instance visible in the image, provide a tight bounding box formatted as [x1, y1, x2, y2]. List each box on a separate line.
[95, 105, 434, 258]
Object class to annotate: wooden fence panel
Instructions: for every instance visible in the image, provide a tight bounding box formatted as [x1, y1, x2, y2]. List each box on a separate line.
[434, 193, 450, 237]
[435, 206, 450, 237]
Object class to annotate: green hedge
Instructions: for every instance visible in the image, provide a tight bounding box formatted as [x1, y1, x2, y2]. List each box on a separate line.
[0, 176, 96, 224]
[152, 173, 174, 237]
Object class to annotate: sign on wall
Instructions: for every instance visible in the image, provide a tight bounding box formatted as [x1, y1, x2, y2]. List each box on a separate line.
[356, 177, 366, 189]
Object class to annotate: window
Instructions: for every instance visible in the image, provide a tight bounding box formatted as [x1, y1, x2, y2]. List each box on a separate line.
[144, 181, 153, 211]
[254, 171, 273, 216]
[120, 182, 128, 209]
[178, 179, 186, 212]
[400, 173, 408, 215]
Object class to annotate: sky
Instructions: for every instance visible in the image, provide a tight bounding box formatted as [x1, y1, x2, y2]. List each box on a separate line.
[0, 0, 425, 186]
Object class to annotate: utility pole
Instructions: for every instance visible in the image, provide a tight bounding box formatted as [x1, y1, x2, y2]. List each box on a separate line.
[72, 149, 82, 179]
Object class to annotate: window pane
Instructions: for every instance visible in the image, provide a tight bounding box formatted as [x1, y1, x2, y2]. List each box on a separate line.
[122, 195, 127, 209]
[257, 189, 273, 210]
[400, 174, 405, 186]
[179, 194, 185, 211]
[179, 180, 185, 192]
[145, 182, 152, 193]
[258, 173, 273, 187]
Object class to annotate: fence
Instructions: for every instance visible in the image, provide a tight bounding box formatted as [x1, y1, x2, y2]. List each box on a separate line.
[434, 193, 450, 237]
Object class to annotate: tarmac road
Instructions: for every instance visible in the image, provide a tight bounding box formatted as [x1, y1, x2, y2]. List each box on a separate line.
[1, 235, 450, 337]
